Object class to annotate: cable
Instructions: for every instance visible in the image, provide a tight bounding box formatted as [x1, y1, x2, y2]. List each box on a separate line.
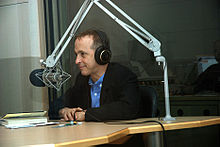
[104, 120, 167, 147]
[85, 111, 167, 146]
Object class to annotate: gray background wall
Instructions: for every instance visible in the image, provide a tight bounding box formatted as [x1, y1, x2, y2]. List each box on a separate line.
[0, 0, 47, 116]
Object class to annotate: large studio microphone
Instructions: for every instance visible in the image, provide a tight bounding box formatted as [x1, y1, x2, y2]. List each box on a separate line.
[29, 69, 45, 87]
[29, 63, 71, 90]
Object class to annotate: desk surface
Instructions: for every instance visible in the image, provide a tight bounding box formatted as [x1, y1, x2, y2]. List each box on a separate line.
[0, 116, 220, 147]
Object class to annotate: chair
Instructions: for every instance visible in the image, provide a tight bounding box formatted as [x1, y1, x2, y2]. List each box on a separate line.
[139, 85, 163, 147]
[139, 85, 158, 118]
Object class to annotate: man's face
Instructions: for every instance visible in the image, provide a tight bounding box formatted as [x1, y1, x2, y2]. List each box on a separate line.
[74, 35, 99, 76]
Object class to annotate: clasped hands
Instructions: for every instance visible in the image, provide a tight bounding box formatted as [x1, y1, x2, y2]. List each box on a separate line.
[59, 107, 86, 121]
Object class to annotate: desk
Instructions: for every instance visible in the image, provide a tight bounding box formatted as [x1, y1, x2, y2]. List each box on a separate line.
[0, 116, 220, 147]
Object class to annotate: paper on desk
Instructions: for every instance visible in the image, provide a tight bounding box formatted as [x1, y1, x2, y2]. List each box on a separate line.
[5, 122, 60, 129]
[2, 111, 47, 119]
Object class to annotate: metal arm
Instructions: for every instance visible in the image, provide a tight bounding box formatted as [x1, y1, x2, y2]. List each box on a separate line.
[42, 0, 93, 67]
[41, 0, 175, 121]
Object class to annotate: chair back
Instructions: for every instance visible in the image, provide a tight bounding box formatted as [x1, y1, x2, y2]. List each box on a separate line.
[139, 86, 158, 118]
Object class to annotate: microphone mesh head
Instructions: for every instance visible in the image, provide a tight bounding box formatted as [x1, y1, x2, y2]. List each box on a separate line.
[29, 69, 45, 87]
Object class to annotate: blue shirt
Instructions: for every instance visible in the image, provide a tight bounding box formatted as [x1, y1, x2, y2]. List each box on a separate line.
[88, 74, 105, 108]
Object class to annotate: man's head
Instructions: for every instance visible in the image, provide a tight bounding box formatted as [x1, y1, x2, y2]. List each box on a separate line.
[74, 29, 111, 80]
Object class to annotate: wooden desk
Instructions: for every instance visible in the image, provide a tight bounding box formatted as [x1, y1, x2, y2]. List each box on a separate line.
[0, 116, 220, 147]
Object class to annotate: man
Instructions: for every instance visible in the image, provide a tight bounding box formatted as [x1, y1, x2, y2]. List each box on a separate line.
[59, 29, 141, 121]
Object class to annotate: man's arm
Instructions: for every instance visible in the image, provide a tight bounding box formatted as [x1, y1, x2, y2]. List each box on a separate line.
[58, 73, 90, 121]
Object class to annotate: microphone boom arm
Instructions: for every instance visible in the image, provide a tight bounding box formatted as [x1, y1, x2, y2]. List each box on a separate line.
[42, 0, 175, 121]
[43, 0, 94, 67]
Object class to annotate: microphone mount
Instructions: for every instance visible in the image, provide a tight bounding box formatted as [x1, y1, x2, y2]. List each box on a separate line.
[36, 63, 71, 91]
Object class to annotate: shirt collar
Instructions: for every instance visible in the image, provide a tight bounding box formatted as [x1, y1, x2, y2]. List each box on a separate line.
[88, 73, 105, 86]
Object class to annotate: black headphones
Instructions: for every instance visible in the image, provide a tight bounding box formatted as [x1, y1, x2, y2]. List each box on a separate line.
[94, 30, 112, 65]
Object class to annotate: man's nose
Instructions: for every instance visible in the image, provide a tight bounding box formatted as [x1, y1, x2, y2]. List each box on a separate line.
[75, 55, 81, 64]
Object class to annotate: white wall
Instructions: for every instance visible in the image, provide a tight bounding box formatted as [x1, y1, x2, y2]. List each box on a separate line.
[0, 0, 48, 116]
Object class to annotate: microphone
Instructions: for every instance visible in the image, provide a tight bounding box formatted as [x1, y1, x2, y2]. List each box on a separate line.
[29, 63, 71, 90]
[29, 69, 45, 87]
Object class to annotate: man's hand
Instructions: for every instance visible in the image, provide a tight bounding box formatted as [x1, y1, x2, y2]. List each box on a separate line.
[59, 107, 83, 121]
[75, 111, 86, 121]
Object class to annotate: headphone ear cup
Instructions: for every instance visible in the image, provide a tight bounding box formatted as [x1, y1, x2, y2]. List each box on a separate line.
[95, 46, 111, 65]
